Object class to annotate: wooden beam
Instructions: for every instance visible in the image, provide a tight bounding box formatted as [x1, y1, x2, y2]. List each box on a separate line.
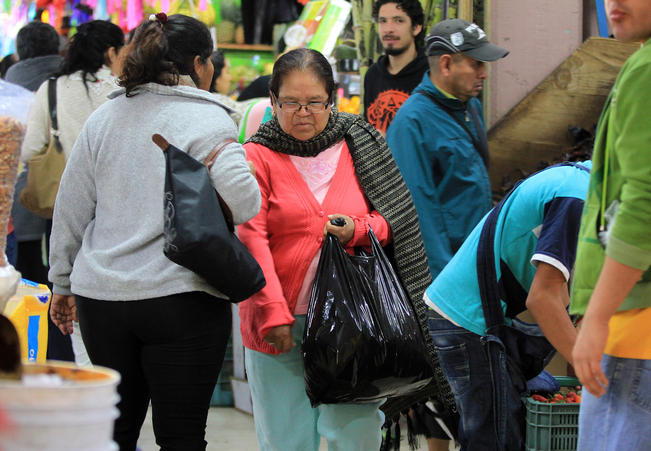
[459, 0, 473, 21]
[487, 38, 639, 191]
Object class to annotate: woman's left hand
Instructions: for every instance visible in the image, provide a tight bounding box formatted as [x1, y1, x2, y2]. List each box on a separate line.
[323, 214, 354, 245]
[50, 294, 77, 335]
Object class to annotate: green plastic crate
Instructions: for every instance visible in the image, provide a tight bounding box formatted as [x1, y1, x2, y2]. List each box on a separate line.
[525, 377, 581, 451]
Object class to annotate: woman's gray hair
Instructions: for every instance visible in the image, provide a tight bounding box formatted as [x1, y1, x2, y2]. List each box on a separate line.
[269, 48, 335, 103]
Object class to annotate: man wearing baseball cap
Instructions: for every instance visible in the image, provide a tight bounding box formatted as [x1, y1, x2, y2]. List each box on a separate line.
[387, 23, 506, 446]
[386, 19, 507, 280]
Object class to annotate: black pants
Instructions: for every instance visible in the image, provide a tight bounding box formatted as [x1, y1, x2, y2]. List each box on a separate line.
[76, 292, 232, 451]
[15, 239, 47, 283]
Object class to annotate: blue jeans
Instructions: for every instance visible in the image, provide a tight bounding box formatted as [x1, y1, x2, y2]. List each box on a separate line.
[427, 312, 524, 451]
[578, 355, 651, 451]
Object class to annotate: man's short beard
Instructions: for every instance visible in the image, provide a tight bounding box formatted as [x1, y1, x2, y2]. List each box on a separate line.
[385, 43, 411, 56]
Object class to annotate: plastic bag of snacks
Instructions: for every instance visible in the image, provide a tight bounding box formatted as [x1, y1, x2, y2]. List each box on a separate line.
[0, 80, 32, 303]
[0, 80, 34, 123]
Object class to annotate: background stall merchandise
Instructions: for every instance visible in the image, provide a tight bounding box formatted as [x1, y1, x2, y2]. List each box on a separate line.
[0, 0, 372, 110]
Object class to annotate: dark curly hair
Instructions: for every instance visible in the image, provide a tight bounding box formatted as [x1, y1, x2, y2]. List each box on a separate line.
[119, 14, 212, 96]
[373, 0, 425, 48]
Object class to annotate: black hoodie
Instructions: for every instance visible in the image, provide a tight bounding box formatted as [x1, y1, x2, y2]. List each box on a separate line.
[363, 52, 428, 135]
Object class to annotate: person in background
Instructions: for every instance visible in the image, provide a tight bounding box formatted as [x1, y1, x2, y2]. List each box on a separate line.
[387, 19, 508, 279]
[210, 50, 233, 95]
[48, 13, 260, 450]
[570, 1, 651, 450]
[237, 74, 271, 101]
[21, 19, 125, 366]
[426, 161, 592, 449]
[209, 50, 247, 124]
[238, 47, 433, 451]
[364, 0, 427, 136]
[6, 22, 62, 289]
[5, 22, 62, 91]
[0, 54, 17, 79]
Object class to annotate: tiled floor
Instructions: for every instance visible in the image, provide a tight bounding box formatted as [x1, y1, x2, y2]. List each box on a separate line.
[137, 406, 436, 450]
[137, 407, 259, 450]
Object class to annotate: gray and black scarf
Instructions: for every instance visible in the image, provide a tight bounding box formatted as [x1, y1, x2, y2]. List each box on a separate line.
[248, 110, 455, 418]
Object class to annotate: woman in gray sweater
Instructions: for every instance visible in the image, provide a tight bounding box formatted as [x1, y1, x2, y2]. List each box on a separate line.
[48, 13, 260, 450]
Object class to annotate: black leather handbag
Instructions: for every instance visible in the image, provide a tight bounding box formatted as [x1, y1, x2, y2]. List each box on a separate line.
[152, 134, 265, 303]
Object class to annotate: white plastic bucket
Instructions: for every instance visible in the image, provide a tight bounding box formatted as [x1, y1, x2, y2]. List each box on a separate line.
[0, 361, 121, 450]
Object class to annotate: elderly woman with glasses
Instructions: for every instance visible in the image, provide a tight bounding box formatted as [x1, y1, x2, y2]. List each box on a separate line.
[238, 48, 434, 451]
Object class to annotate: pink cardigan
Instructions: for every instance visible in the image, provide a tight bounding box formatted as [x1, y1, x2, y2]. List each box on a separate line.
[238, 141, 391, 354]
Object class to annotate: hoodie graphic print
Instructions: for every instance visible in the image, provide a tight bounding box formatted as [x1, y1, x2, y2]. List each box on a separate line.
[363, 52, 428, 135]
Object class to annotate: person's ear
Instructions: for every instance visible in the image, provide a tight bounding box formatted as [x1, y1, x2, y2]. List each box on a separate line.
[412, 24, 422, 37]
[439, 54, 454, 76]
[194, 55, 214, 90]
[193, 55, 203, 75]
[105, 47, 117, 65]
[105, 46, 123, 74]
[269, 90, 279, 117]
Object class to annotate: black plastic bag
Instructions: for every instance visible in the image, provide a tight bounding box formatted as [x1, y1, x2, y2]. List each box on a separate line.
[302, 228, 434, 406]
[154, 134, 265, 303]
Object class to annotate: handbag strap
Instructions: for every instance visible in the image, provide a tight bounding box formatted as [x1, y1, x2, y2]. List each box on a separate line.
[204, 138, 236, 169]
[47, 77, 63, 152]
[476, 162, 591, 335]
[152, 134, 239, 228]
[151, 135, 237, 168]
[203, 138, 238, 228]
[416, 89, 489, 168]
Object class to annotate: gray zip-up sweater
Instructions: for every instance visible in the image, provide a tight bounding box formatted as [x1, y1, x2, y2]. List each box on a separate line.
[49, 83, 261, 300]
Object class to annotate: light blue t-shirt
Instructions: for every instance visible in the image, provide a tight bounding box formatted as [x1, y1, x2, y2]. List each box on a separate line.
[425, 162, 592, 335]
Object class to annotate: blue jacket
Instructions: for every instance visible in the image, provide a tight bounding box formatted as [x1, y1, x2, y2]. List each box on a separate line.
[386, 72, 492, 277]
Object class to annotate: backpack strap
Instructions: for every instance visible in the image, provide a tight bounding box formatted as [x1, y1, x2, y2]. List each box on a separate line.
[476, 161, 591, 334]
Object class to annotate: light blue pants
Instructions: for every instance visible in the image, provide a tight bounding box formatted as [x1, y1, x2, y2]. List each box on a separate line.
[578, 355, 651, 451]
[245, 316, 385, 451]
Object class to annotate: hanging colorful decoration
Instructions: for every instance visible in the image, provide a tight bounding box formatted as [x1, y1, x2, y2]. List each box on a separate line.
[168, 0, 216, 26]
[0, 0, 31, 57]
[94, 0, 109, 19]
[71, 0, 95, 27]
[126, 0, 143, 29]
[36, 0, 67, 29]
[27, 0, 37, 20]
[2, 0, 221, 57]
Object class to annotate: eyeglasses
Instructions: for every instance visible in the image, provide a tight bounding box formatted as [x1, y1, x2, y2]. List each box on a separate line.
[272, 92, 330, 113]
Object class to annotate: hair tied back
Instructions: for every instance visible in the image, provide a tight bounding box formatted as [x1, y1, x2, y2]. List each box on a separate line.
[149, 12, 168, 25]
